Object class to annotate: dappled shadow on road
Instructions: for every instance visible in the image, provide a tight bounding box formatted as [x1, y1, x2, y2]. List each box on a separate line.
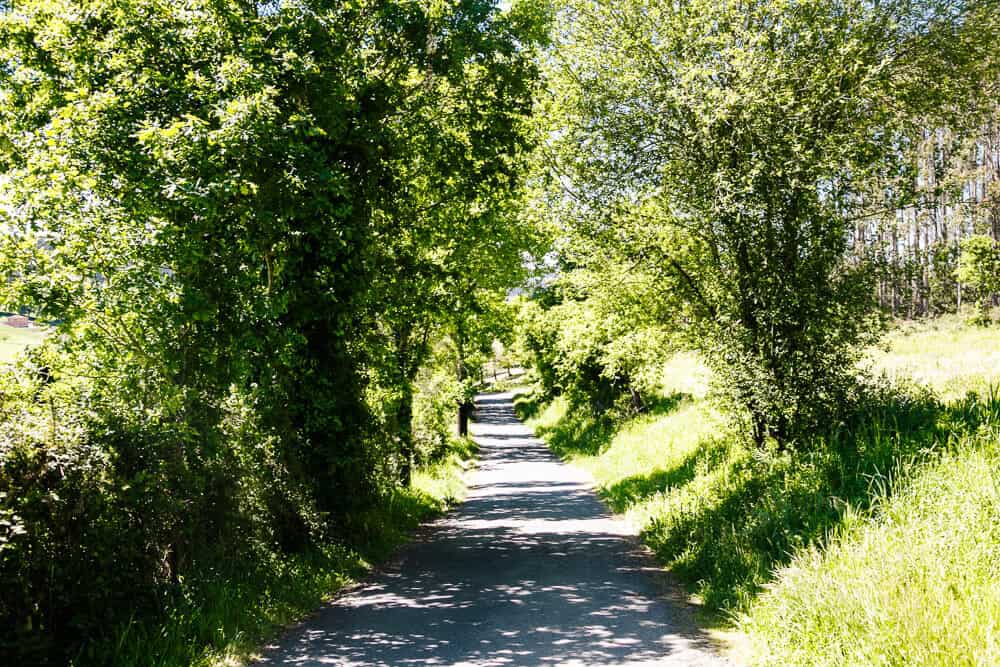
[474, 395, 524, 427]
[261, 527, 708, 665]
[258, 391, 723, 666]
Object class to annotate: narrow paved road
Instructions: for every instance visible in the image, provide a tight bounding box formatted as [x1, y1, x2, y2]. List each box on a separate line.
[259, 391, 728, 666]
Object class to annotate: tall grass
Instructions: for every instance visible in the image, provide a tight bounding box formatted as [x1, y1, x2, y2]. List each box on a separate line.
[519, 320, 1000, 665]
[744, 436, 1000, 666]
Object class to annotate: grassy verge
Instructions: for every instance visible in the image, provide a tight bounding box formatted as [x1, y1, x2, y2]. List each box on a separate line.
[518, 320, 1000, 665]
[80, 438, 477, 667]
[743, 435, 1000, 666]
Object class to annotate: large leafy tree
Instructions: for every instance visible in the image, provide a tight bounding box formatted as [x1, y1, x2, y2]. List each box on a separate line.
[541, 0, 998, 445]
[0, 0, 544, 504]
[0, 0, 543, 656]
[0, 0, 415, 526]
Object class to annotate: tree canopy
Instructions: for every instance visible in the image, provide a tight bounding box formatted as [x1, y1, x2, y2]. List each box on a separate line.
[0, 0, 546, 659]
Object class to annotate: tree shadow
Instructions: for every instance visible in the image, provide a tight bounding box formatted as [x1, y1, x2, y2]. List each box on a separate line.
[537, 412, 616, 458]
[643, 391, 690, 417]
[512, 390, 545, 420]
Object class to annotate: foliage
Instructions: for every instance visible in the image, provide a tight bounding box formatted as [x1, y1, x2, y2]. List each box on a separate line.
[513, 298, 563, 399]
[359, 0, 547, 483]
[0, 0, 542, 661]
[0, 343, 477, 666]
[81, 434, 476, 667]
[0, 361, 315, 662]
[513, 264, 671, 415]
[957, 234, 1000, 321]
[928, 240, 962, 315]
[537, 0, 996, 445]
[408, 337, 488, 467]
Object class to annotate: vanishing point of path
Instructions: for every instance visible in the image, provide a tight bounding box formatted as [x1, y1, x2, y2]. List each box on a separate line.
[259, 391, 730, 666]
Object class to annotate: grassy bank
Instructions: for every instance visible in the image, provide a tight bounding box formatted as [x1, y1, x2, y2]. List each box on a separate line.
[518, 319, 1000, 665]
[80, 438, 476, 667]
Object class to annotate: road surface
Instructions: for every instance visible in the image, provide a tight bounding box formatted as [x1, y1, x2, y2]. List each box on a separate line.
[259, 391, 728, 666]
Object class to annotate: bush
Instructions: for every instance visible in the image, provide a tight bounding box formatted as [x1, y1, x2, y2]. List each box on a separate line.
[515, 294, 668, 416]
[957, 235, 1000, 323]
[413, 364, 464, 465]
[0, 358, 321, 663]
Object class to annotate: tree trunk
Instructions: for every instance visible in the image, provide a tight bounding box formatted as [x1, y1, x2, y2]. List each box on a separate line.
[390, 320, 433, 488]
[397, 385, 414, 487]
[629, 386, 644, 413]
[453, 319, 475, 438]
[457, 402, 471, 438]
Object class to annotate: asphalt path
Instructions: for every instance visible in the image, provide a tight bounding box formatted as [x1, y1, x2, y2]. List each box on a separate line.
[258, 391, 729, 666]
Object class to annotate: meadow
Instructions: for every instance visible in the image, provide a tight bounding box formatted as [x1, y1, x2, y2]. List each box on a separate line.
[870, 315, 1000, 398]
[518, 318, 1000, 666]
[0, 325, 46, 364]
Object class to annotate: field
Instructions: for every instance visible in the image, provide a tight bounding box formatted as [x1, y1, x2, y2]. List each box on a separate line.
[518, 318, 1000, 666]
[870, 315, 1000, 399]
[0, 325, 47, 364]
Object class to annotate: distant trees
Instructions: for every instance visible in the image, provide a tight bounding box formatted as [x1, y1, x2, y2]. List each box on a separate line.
[532, 0, 999, 445]
[857, 118, 1000, 318]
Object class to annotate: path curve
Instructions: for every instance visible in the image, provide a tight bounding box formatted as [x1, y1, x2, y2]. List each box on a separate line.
[259, 391, 729, 666]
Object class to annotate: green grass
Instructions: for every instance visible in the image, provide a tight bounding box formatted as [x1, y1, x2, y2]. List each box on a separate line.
[412, 436, 478, 507]
[82, 438, 477, 667]
[0, 326, 46, 364]
[870, 315, 1000, 400]
[519, 319, 1000, 666]
[743, 437, 1000, 666]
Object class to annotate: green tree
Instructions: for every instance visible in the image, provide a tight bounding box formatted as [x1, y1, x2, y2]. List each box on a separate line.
[360, 0, 546, 483]
[0, 0, 543, 658]
[514, 252, 671, 415]
[540, 0, 997, 446]
[957, 234, 1000, 321]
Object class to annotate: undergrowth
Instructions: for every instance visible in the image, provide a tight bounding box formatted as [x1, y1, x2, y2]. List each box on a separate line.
[77, 438, 476, 667]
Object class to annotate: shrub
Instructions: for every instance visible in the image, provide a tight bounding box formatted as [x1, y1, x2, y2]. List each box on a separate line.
[957, 235, 1000, 323]
[519, 300, 665, 415]
[0, 360, 329, 663]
